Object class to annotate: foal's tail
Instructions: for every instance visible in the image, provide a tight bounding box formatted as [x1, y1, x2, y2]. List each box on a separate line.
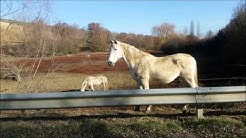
[105, 78, 109, 90]
[81, 77, 89, 91]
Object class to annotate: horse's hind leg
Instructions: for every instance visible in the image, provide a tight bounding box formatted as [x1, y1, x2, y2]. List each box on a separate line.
[134, 105, 141, 111]
[180, 76, 198, 113]
[182, 73, 198, 88]
[183, 74, 201, 114]
[146, 105, 152, 113]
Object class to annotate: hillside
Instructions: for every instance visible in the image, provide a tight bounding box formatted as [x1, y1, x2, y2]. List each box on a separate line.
[0, 21, 25, 46]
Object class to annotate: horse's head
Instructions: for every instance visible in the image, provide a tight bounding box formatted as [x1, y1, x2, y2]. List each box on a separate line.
[108, 39, 124, 67]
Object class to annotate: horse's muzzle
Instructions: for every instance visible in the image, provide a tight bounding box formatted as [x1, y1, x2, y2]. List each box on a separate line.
[108, 61, 114, 67]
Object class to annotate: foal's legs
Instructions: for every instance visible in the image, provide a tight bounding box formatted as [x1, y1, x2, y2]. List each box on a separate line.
[102, 83, 106, 90]
[105, 82, 108, 90]
[81, 82, 87, 91]
[89, 85, 95, 91]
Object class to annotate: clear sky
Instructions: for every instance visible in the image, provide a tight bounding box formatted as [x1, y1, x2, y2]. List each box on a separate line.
[50, 0, 241, 36]
[3, 0, 241, 36]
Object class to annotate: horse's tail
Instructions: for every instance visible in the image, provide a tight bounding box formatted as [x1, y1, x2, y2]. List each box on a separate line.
[81, 77, 89, 91]
[194, 62, 199, 87]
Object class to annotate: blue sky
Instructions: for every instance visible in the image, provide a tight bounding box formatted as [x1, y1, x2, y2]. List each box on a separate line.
[50, 0, 240, 36]
[2, 0, 241, 36]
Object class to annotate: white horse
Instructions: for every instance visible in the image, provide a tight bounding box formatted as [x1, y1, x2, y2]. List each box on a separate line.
[108, 39, 198, 112]
[80, 75, 108, 91]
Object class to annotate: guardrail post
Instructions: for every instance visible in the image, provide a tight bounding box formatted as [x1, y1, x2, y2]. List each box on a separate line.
[195, 87, 204, 119]
[197, 109, 204, 119]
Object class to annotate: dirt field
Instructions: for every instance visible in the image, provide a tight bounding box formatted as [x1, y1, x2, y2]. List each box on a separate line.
[1, 51, 195, 117]
[0, 52, 181, 93]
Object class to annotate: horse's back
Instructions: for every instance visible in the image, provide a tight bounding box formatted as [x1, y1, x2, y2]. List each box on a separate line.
[170, 53, 197, 69]
[149, 53, 197, 83]
[172, 53, 195, 60]
[99, 75, 108, 83]
[152, 53, 195, 68]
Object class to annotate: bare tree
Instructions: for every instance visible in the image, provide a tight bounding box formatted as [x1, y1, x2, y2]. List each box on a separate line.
[190, 20, 195, 36]
[87, 22, 110, 52]
[196, 21, 200, 38]
[152, 22, 176, 42]
[0, 57, 23, 82]
[53, 22, 87, 55]
[1, 0, 57, 93]
[205, 30, 214, 38]
[183, 26, 188, 36]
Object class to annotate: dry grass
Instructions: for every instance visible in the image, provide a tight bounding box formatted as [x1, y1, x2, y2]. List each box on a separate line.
[0, 21, 25, 46]
[1, 65, 245, 138]
[0, 72, 136, 93]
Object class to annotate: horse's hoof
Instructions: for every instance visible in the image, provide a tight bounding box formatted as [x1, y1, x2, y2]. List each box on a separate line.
[182, 110, 191, 115]
[145, 110, 151, 113]
[134, 106, 141, 111]
[182, 110, 187, 114]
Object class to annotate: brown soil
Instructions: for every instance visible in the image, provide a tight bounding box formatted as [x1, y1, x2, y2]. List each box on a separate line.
[39, 52, 129, 74]
[0, 52, 182, 93]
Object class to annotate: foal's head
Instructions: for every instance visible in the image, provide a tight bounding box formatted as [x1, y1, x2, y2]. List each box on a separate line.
[108, 39, 124, 67]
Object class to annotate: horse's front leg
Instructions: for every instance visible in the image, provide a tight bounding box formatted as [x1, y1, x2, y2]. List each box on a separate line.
[137, 82, 143, 89]
[141, 79, 149, 89]
[134, 81, 142, 111]
[137, 78, 149, 89]
[140, 78, 153, 113]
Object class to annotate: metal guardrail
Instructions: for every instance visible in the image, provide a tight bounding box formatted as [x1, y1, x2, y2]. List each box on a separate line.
[0, 86, 245, 110]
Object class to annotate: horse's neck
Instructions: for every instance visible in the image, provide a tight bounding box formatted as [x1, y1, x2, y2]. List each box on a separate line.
[121, 44, 150, 68]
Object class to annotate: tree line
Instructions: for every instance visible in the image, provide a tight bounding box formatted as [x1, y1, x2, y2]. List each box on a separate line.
[160, 1, 246, 78]
[161, 1, 246, 66]
[2, 1, 245, 67]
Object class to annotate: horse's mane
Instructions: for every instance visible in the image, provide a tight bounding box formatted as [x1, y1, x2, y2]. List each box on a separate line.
[118, 41, 150, 57]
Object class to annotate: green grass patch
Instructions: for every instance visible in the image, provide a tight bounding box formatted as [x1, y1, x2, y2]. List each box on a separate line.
[1, 117, 245, 138]
[189, 117, 245, 129]
[185, 117, 246, 138]
[128, 119, 182, 132]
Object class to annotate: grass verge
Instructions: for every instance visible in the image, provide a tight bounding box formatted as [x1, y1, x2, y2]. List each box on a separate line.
[1, 116, 245, 138]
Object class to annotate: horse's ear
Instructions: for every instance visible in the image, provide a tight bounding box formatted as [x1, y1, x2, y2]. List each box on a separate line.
[110, 39, 117, 44]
